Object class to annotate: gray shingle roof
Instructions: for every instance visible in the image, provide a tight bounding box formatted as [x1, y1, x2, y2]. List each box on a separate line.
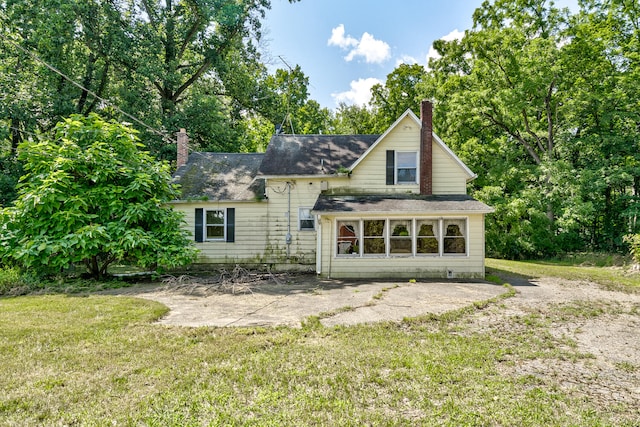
[312, 194, 494, 214]
[258, 134, 380, 176]
[173, 152, 265, 201]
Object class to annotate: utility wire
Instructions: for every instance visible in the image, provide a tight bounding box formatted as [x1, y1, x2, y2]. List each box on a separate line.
[0, 32, 174, 145]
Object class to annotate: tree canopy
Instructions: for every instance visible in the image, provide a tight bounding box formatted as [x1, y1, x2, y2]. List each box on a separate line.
[1, 0, 639, 262]
[0, 114, 197, 278]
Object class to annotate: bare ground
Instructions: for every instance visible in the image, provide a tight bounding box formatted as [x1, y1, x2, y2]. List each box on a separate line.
[459, 273, 640, 422]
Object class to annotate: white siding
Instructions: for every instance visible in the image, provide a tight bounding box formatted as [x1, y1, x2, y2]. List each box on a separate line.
[432, 143, 469, 194]
[349, 116, 420, 193]
[348, 115, 470, 195]
[172, 179, 323, 268]
[317, 213, 486, 279]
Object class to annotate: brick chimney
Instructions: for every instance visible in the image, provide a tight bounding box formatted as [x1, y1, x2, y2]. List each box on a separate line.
[176, 128, 188, 168]
[420, 100, 433, 195]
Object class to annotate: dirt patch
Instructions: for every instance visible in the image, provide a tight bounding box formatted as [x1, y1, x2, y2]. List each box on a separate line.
[460, 274, 640, 421]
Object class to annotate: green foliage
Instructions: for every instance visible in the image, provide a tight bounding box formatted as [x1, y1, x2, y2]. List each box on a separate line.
[0, 266, 22, 295]
[400, 0, 640, 258]
[369, 63, 426, 132]
[0, 114, 197, 279]
[624, 234, 640, 264]
[0, 156, 22, 207]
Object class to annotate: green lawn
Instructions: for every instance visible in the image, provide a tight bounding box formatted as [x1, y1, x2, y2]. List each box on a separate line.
[0, 261, 638, 426]
[486, 258, 640, 292]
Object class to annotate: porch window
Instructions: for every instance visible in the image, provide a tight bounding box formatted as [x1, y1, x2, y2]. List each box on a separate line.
[390, 220, 412, 255]
[337, 221, 360, 255]
[396, 152, 417, 184]
[417, 220, 439, 254]
[206, 210, 225, 241]
[299, 207, 315, 231]
[443, 219, 466, 254]
[363, 219, 386, 255]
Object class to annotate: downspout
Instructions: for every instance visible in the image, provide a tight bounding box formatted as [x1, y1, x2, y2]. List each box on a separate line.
[328, 218, 333, 278]
[316, 215, 322, 275]
[286, 182, 292, 258]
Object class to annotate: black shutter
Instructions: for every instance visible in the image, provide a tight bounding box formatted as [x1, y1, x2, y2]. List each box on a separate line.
[194, 208, 204, 242]
[226, 208, 235, 242]
[386, 150, 395, 185]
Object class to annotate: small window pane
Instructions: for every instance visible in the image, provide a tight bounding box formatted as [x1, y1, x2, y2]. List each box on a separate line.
[444, 219, 466, 254]
[299, 208, 315, 230]
[417, 220, 439, 254]
[390, 220, 412, 254]
[363, 220, 385, 254]
[397, 152, 416, 168]
[337, 221, 359, 255]
[206, 210, 224, 224]
[207, 225, 224, 239]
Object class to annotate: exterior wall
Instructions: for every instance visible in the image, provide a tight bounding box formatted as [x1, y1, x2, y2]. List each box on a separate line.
[172, 179, 323, 270]
[348, 116, 420, 194]
[432, 143, 468, 194]
[261, 179, 322, 266]
[172, 201, 270, 265]
[316, 213, 486, 279]
[348, 115, 469, 195]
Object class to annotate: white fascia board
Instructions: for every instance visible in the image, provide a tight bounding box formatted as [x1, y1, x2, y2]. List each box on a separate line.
[432, 133, 478, 181]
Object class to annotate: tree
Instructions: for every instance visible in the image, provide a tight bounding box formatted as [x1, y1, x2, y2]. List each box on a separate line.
[332, 102, 377, 134]
[0, 114, 197, 278]
[369, 63, 427, 132]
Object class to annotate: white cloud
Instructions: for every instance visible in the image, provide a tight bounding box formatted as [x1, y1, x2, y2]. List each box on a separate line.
[396, 55, 419, 67]
[328, 25, 391, 64]
[426, 29, 465, 63]
[331, 77, 382, 106]
[328, 24, 358, 49]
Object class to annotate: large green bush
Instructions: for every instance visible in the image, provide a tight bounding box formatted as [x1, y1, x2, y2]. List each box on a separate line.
[0, 114, 198, 279]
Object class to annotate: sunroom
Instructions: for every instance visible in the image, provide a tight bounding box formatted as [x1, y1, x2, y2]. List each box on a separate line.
[312, 194, 494, 279]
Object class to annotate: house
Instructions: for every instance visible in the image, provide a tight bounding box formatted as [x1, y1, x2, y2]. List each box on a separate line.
[171, 101, 493, 279]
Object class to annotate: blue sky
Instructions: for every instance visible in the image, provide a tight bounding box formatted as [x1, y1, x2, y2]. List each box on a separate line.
[263, 0, 577, 110]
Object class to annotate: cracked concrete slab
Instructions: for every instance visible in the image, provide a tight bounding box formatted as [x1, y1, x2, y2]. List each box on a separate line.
[115, 277, 507, 328]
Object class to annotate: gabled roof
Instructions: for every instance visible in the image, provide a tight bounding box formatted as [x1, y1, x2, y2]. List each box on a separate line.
[349, 108, 477, 181]
[173, 152, 265, 201]
[258, 134, 380, 177]
[312, 194, 494, 214]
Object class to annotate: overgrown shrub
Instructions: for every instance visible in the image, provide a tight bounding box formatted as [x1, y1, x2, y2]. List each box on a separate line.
[624, 234, 640, 264]
[0, 266, 25, 295]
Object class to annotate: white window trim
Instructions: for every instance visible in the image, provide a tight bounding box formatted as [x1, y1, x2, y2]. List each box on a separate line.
[395, 151, 419, 185]
[298, 207, 316, 231]
[205, 208, 226, 242]
[334, 217, 469, 258]
[442, 217, 468, 257]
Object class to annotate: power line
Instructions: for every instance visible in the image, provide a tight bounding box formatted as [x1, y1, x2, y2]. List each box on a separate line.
[0, 32, 175, 145]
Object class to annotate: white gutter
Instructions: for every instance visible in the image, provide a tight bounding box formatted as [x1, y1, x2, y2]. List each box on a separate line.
[316, 215, 322, 275]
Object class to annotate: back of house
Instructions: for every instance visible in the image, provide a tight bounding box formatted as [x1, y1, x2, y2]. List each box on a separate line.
[171, 101, 493, 279]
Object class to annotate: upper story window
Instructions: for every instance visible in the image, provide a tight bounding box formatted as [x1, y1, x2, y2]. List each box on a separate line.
[396, 151, 418, 184]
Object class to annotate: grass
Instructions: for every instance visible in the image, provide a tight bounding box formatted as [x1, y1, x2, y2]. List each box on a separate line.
[0, 260, 639, 425]
[486, 257, 640, 292]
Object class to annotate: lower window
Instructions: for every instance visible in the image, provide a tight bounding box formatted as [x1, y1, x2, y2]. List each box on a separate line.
[443, 219, 466, 254]
[206, 209, 225, 241]
[335, 218, 467, 257]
